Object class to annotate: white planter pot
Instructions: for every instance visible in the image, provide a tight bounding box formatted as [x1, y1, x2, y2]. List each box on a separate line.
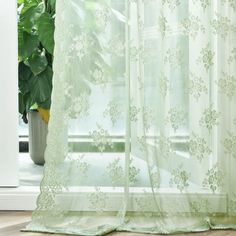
[28, 111, 48, 165]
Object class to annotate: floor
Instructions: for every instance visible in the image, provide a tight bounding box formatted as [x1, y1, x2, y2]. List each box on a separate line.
[1, 211, 236, 236]
[19, 154, 42, 186]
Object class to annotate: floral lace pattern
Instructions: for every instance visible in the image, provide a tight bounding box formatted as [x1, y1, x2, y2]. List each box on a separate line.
[228, 48, 236, 64]
[164, 47, 183, 68]
[166, 108, 186, 132]
[211, 13, 236, 39]
[189, 133, 211, 162]
[197, 43, 215, 71]
[155, 134, 173, 159]
[195, 0, 211, 10]
[222, 132, 236, 159]
[90, 125, 113, 152]
[130, 105, 140, 122]
[182, 14, 205, 39]
[129, 158, 140, 184]
[202, 164, 224, 193]
[106, 158, 124, 186]
[162, 0, 180, 11]
[149, 166, 160, 188]
[216, 72, 236, 100]
[158, 72, 170, 97]
[228, 194, 236, 214]
[143, 107, 154, 131]
[88, 187, 108, 212]
[188, 72, 207, 100]
[159, 15, 169, 38]
[26, 0, 236, 235]
[222, 0, 236, 11]
[189, 198, 210, 213]
[199, 105, 220, 132]
[103, 100, 122, 126]
[68, 154, 90, 179]
[170, 166, 190, 192]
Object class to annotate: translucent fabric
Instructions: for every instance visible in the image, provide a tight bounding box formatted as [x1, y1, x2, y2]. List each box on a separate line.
[25, 0, 236, 235]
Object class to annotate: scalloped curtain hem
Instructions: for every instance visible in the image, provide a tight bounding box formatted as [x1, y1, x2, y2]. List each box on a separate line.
[22, 218, 236, 236]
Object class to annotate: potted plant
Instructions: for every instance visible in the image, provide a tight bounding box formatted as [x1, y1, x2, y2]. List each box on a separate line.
[18, 0, 55, 165]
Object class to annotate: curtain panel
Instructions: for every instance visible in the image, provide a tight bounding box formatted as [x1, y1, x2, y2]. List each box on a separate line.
[25, 0, 236, 235]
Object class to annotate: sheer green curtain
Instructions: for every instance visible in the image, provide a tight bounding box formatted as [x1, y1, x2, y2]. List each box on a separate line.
[25, 0, 236, 235]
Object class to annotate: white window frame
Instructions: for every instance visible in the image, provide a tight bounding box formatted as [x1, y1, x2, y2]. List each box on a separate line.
[0, 0, 19, 187]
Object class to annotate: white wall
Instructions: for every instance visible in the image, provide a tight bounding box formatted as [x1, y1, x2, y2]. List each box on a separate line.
[0, 0, 19, 187]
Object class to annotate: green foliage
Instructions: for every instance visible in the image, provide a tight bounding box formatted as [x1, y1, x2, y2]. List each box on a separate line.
[37, 13, 55, 54]
[18, 0, 55, 122]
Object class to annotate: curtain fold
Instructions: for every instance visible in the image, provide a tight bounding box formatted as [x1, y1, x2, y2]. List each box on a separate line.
[25, 0, 236, 235]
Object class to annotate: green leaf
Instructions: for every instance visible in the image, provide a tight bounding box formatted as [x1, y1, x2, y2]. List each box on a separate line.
[19, 91, 35, 114]
[20, 2, 44, 31]
[29, 66, 53, 104]
[30, 103, 39, 110]
[28, 50, 48, 76]
[19, 63, 34, 95]
[17, 0, 24, 4]
[18, 93, 25, 114]
[18, 31, 39, 61]
[19, 62, 32, 80]
[25, 94, 35, 111]
[37, 98, 51, 110]
[19, 80, 30, 95]
[48, 0, 56, 8]
[37, 12, 55, 54]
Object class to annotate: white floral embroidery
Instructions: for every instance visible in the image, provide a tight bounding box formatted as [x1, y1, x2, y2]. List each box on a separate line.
[197, 43, 215, 71]
[103, 100, 122, 126]
[166, 108, 186, 132]
[64, 82, 90, 119]
[88, 187, 108, 212]
[211, 13, 236, 39]
[222, 132, 236, 159]
[92, 67, 109, 85]
[159, 14, 169, 38]
[189, 133, 211, 162]
[137, 136, 147, 153]
[158, 72, 170, 97]
[71, 34, 89, 60]
[189, 199, 210, 213]
[182, 14, 205, 39]
[129, 158, 140, 184]
[162, 0, 181, 11]
[164, 47, 183, 68]
[222, 0, 236, 11]
[155, 134, 173, 159]
[202, 164, 224, 193]
[130, 105, 140, 122]
[170, 165, 190, 192]
[188, 72, 207, 100]
[216, 72, 236, 100]
[90, 124, 113, 152]
[199, 105, 220, 132]
[106, 158, 124, 186]
[107, 36, 125, 57]
[194, 0, 210, 10]
[143, 107, 154, 131]
[95, 6, 111, 28]
[228, 48, 236, 64]
[68, 154, 90, 179]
